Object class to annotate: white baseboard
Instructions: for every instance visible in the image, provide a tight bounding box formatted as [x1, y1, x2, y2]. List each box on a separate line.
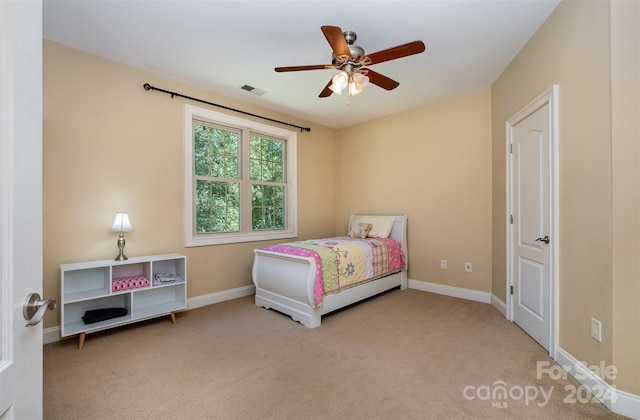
[43, 326, 61, 345]
[408, 279, 491, 304]
[555, 346, 640, 419]
[186, 284, 255, 310]
[491, 294, 507, 317]
[43, 285, 256, 345]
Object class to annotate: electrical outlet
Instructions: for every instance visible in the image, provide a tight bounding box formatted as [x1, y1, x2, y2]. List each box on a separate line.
[440, 259, 447, 269]
[464, 262, 472, 272]
[591, 318, 602, 342]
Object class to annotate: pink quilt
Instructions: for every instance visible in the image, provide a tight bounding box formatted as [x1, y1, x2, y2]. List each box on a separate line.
[265, 237, 405, 307]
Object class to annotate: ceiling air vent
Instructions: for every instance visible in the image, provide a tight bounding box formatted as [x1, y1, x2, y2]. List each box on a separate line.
[240, 84, 266, 96]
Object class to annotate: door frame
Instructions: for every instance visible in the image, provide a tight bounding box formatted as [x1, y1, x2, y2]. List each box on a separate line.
[505, 85, 559, 358]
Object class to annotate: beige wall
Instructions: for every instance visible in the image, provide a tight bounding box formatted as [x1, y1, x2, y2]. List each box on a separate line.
[610, 0, 640, 397]
[336, 88, 493, 292]
[43, 40, 337, 328]
[491, 0, 639, 394]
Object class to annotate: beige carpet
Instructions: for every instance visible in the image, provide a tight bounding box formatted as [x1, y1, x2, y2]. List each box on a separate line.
[44, 289, 625, 419]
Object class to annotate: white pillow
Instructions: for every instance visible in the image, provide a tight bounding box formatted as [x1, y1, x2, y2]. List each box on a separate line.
[350, 216, 395, 238]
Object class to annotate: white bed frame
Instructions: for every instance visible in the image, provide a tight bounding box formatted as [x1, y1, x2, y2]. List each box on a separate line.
[252, 215, 408, 328]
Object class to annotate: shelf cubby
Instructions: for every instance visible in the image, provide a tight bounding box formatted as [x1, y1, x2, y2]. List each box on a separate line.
[62, 266, 110, 302]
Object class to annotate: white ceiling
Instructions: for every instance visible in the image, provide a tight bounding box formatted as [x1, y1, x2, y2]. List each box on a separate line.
[43, 0, 560, 129]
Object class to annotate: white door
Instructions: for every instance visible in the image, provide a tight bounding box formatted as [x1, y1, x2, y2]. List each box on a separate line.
[0, 1, 44, 418]
[507, 87, 557, 354]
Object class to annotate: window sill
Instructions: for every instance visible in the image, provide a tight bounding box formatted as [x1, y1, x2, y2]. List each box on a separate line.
[185, 229, 297, 247]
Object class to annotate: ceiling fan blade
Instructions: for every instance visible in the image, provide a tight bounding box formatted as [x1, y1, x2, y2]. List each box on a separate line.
[275, 64, 330, 72]
[365, 69, 400, 91]
[366, 41, 426, 65]
[319, 79, 333, 97]
[321, 25, 350, 58]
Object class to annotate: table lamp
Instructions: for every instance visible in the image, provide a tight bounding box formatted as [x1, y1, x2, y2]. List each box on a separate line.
[109, 212, 134, 261]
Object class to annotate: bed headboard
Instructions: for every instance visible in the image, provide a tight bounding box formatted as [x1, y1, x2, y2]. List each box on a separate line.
[348, 215, 408, 266]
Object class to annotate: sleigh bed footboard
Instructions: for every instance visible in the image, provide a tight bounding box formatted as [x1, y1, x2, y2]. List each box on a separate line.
[252, 249, 320, 327]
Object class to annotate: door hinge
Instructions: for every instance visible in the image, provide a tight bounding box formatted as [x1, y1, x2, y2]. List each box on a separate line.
[510, 285, 514, 295]
[510, 214, 513, 224]
[510, 143, 513, 154]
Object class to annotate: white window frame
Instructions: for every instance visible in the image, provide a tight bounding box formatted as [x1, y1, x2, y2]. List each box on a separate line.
[184, 104, 297, 246]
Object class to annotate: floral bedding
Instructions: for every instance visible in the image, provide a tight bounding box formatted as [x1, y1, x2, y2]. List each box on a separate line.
[264, 237, 406, 307]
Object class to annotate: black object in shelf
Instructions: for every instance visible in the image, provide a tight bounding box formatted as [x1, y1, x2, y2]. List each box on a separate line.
[82, 307, 128, 324]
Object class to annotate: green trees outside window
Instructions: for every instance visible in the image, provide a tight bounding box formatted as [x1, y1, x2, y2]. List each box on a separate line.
[250, 135, 285, 230]
[194, 123, 286, 234]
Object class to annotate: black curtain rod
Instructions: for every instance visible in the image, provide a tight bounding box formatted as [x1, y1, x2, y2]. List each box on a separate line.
[143, 83, 311, 132]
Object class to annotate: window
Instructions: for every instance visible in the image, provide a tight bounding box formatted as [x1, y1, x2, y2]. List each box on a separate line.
[184, 105, 297, 246]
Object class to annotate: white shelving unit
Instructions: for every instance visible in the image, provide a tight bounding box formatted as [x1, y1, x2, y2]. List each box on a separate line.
[61, 254, 186, 349]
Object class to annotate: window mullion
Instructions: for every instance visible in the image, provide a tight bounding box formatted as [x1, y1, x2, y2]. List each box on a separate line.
[241, 129, 252, 233]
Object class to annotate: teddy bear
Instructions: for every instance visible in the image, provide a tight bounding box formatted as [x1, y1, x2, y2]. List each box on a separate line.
[349, 222, 372, 239]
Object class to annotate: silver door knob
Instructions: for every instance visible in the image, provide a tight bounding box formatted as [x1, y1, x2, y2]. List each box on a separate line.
[23, 293, 56, 327]
[535, 235, 550, 244]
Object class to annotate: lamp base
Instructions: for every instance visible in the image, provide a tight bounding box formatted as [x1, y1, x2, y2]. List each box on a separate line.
[114, 232, 128, 261]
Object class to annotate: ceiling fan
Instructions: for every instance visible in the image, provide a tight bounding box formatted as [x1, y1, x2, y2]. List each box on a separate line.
[275, 25, 426, 98]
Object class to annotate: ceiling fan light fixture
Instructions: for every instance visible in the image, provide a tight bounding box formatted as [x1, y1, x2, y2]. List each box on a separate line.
[330, 71, 349, 95]
[348, 82, 361, 96]
[348, 72, 369, 96]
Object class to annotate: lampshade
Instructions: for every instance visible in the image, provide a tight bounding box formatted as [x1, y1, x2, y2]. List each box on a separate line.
[330, 70, 369, 97]
[109, 212, 134, 232]
[348, 73, 369, 96]
[329, 71, 349, 95]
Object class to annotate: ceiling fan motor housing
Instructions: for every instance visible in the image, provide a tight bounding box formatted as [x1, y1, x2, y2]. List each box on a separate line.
[344, 31, 365, 59]
[332, 31, 365, 65]
[348, 45, 365, 60]
[343, 31, 357, 44]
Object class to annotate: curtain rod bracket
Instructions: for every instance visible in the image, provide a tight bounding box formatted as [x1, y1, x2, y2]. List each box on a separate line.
[143, 82, 311, 132]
